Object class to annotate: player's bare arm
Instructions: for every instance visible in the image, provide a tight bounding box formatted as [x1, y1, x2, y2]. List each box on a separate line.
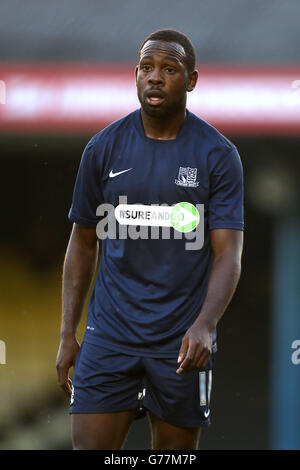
[177, 229, 243, 374]
[56, 223, 99, 395]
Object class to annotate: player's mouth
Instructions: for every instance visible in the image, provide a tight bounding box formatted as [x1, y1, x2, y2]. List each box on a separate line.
[146, 96, 165, 106]
[145, 90, 166, 106]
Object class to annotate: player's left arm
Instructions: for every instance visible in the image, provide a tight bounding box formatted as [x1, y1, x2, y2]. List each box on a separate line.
[176, 228, 243, 374]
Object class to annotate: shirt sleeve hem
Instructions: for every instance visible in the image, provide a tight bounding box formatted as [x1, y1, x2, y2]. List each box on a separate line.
[68, 211, 98, 228]
[208, 223, 244, 231]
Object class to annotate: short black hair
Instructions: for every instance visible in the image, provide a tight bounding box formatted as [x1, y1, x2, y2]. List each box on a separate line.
[139, 29, 196, 74]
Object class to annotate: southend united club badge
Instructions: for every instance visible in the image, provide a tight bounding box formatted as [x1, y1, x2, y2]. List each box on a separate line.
[175, 167, 199, 188]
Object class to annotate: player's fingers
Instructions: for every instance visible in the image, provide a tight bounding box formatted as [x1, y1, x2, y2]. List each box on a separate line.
[179, 343, 204, 373]
[57, 365, 72, 396]
[177, 336, 189, 364]
[176, 343, 196, 374]
[195, 349, 211, 370]
[66, 377, 73, 395]
[60, 379, 72, 396]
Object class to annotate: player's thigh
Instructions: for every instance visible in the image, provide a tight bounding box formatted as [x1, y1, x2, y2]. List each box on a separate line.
[69, 341, 145, 449]
[148, 410, 201, 450]
[71, 409, 138, 450]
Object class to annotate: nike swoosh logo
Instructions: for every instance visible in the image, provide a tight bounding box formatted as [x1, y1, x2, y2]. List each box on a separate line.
[109, 168, 133, 178]
[204, 410, 210, 418]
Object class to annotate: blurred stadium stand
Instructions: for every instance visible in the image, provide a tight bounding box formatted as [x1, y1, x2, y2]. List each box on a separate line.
[0, 0, 300, 450]
[1, 0, 300, 63]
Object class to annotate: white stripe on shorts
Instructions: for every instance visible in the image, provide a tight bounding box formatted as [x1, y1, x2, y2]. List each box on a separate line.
[199, 371, 206, 406]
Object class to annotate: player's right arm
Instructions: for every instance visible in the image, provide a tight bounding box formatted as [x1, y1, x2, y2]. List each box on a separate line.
[56, 222, 99, 396]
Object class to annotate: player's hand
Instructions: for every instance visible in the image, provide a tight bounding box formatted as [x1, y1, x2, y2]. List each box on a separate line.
[176, 320, 212, 374]
[56, 336, 80, 396]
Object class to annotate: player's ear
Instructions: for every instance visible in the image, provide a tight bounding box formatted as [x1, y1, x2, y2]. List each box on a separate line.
[135, 65, 139, 85]
[187, 70, 198, 92]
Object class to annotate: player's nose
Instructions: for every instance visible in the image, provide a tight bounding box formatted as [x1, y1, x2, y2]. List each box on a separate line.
[148, 67, 164, 85]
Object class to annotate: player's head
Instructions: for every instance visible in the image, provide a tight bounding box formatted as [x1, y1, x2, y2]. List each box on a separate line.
[139, 29, 196, 74]
[136, 29, 198, 118]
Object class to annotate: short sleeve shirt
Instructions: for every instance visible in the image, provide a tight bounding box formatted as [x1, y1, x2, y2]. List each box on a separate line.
[69, 109, 244, 357]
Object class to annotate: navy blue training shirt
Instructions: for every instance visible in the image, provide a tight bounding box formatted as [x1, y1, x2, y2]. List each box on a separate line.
[68, 109, 244, 357]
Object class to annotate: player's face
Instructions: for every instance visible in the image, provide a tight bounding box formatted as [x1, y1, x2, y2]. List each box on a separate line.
[136, 40, 196, 118]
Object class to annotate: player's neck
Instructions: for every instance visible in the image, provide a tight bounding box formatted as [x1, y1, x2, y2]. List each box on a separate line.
[140, 108, 187, 140]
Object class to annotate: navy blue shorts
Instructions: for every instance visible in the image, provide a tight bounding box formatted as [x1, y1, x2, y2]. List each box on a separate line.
[69, 341, 215, 428]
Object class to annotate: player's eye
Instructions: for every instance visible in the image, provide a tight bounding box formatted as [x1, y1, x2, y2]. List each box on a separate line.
[140, 64, 152, 72]
[165, 67, 176, 74]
